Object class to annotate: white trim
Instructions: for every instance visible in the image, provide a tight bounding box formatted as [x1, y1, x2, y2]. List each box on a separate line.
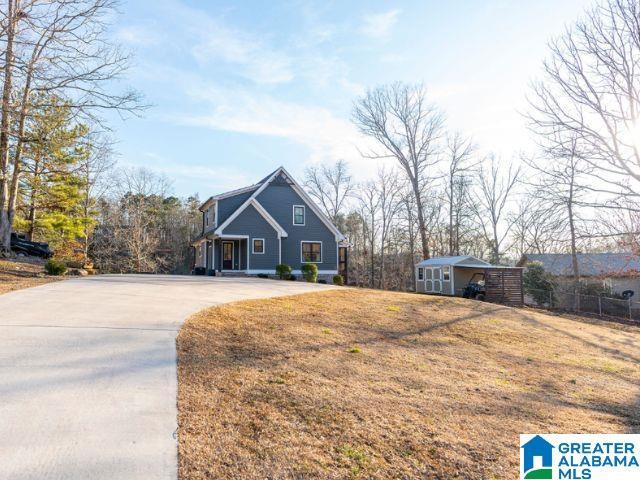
[212, 238, 216, 273]
[222, 241, 235, 270]
[218, 234, 249, 239]
[252, 238, 265, 254]
[292, 205, 305, 226]
[251, 199, 288, 237]
[278, 237, 282, 265]
[301, 240, 322, 264]
[214, 202, 219, 228]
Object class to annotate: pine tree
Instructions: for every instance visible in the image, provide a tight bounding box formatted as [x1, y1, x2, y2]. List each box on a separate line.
[16, 96, 92, 256]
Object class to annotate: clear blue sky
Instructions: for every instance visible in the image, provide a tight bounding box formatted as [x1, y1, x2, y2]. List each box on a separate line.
[107, 0, 594, 198]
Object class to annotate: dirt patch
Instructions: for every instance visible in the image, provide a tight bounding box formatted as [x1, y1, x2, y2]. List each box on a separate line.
[0, 258, 61, 295]
[177, 289, 640, 479]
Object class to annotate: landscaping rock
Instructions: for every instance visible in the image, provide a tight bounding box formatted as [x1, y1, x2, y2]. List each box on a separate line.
[66, 268, 89, 276]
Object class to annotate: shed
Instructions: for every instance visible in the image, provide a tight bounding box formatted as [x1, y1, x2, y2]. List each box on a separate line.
[415, 255, 524, 306]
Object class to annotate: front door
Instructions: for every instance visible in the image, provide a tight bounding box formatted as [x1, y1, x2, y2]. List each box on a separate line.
[222, 241, 234, 270]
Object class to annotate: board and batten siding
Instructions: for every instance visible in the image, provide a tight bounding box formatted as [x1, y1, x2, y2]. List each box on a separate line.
[256, 181, 337, 272]
[222, 204, 279, 270]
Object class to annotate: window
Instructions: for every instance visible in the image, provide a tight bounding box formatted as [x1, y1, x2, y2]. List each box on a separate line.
[204, 210, 209, 227]
[301, 241, 322, 263]
[252, 238, 264, 254]
[418, 268, 424, 280]
[443, 266, 450, 281]
[293, 205, 305, 225]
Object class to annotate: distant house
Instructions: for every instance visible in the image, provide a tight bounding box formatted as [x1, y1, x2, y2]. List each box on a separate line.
[517, 252, 640, 294]
[192, 166, 348, 282]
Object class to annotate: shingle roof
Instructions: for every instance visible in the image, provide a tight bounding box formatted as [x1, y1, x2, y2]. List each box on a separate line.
[521, 253, 640, 277]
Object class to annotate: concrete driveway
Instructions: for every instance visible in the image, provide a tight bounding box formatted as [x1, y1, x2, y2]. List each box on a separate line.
[0, 275, 335, 480]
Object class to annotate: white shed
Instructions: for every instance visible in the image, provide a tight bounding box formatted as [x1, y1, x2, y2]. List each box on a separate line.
[415, 255, 491, 296]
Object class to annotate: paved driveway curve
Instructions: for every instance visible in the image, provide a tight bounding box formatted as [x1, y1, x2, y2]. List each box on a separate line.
[0, 275, 335, 480]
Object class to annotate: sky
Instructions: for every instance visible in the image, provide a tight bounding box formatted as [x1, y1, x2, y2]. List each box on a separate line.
[106, 0, 596, 198]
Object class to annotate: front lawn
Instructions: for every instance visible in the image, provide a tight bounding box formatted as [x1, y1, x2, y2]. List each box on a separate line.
[177, 289, 640, 479]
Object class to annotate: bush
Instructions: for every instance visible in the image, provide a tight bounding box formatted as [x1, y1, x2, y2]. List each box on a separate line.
[275, 263, 292, 280]
[301, 263, 318, 282]
[318, 279, 327, 284]
[288, 274, 297, 281]
[332, 274, 344, 286]
[45, 259, 67, 276]
[523, 261, 556, 306]
[257, 273, 269, 279]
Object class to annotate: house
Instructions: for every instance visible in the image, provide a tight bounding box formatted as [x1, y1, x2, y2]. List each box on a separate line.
[415, 255, 523, 305]
[517, 252, 640, 295]
[192, 167, 348, 282]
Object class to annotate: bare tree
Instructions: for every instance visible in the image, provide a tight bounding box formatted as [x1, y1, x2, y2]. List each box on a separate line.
[471, 156, 521, 264]
[357, 180, 381, 287]
[527, 0, 640, 206]
[374, 167, 403, 288]
[304, 159, 353, 223]
[79, 131, 115, 261]
[353, 82, 445, 259]
[0, 0, 144, 252]
[443, 132, 475, 255]
[524, 136, 590, 303]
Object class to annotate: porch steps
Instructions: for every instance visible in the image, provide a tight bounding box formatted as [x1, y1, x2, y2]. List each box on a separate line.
[217, 271, 248, 278]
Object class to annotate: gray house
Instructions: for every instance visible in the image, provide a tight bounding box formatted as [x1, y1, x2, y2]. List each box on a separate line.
[518, 252, 640, 295]
[192, 167, 348, 281]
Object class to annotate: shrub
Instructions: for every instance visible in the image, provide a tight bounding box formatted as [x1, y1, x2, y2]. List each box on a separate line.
[288, 274, 297, 281]
[523, 261, 556, 306]
[332, 274, 344, 286]
[257, 273, 269, 279]
[275, 263, 292, 280]
[301, 263, 318, 282]
[318, 279, 327, 284]
[45, 259, 67, 276]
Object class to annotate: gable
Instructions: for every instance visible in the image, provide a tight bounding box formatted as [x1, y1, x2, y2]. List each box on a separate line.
[216, 190, 255, 226]
[222, 204, 279, 237]
[213, 167, 344, 241]
[256, 180, 334, 237]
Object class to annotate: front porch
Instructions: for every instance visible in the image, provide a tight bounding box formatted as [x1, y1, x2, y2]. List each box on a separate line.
[195, 236, 249, 275]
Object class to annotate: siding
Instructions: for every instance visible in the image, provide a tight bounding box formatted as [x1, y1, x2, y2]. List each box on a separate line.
[217, 190, 255, 226]
[223, 204, 279, 270]
[256, 181, 337, 272]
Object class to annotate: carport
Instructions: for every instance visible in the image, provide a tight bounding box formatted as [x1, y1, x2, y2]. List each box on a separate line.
[415, 255, 524, 305]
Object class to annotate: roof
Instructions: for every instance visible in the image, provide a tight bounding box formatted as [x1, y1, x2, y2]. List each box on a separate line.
[415, 255, 491, 268]
[198, 167, 283, 211]
[520, 253, 640, 277]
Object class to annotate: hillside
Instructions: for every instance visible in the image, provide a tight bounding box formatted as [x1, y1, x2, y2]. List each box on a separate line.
[177, 289, 640, 479]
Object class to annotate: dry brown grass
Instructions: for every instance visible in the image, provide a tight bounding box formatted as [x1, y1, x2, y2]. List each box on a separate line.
[0, 258, 61, 295]
[177, 289, 640, 479]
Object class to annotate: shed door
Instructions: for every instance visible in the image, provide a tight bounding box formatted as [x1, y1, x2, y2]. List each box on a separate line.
[424, 267, 443, 293]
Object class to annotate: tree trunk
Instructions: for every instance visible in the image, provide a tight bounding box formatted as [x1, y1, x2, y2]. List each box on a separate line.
[448, 177, 454, 255]
[568, 181, 580, 311]
[0, 0, 16, 252]
[411, 178, 430, 259]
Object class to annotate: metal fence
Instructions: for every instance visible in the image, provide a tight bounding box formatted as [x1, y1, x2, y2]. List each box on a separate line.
[524, 288, 640, 323]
